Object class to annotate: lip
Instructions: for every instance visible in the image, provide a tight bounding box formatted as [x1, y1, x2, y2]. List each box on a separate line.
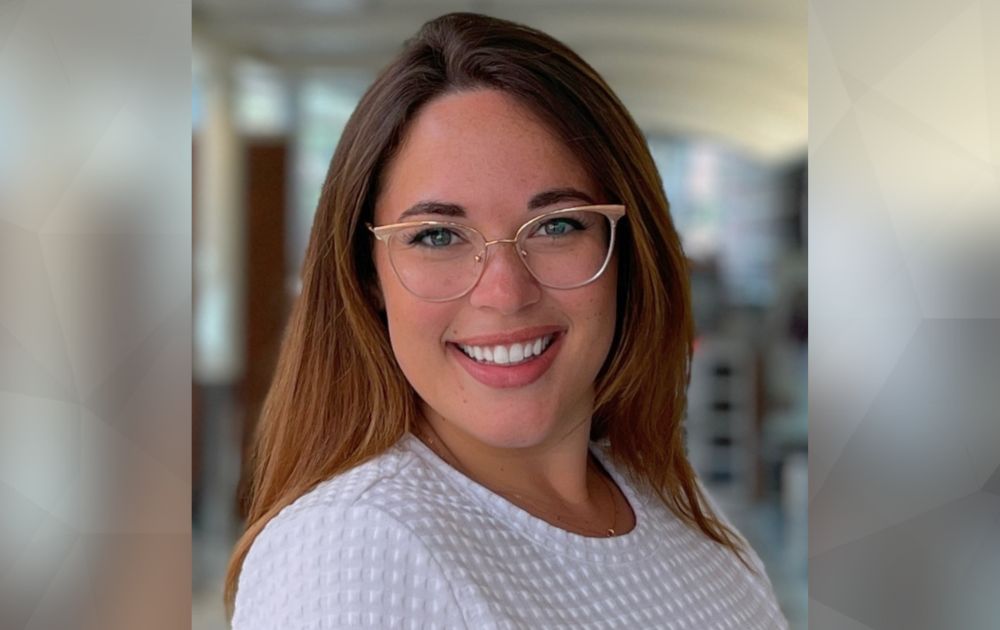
[448, 331, 564, 389]
[448, 325, 565, 347]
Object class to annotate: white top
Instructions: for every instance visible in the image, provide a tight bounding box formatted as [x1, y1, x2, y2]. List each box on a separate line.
[233, 432, 788, 629]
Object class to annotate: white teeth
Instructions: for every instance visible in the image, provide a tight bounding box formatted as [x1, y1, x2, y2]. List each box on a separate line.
[493, 345, 509, 365]
[458, 334, 554, 366]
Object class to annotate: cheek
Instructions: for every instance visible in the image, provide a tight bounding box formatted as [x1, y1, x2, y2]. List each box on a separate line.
[583, 269, 619, 368]
[559, 272, 618, 369]
[379, 282, 453, 375]
[374, 250, 415, 330]
[590, 263, 618, 335]
[374, 247, 460, 355]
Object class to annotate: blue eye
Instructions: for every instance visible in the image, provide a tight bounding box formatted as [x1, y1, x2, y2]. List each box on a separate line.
[410, 228, 458, 248]
[538, 217, 583, 236]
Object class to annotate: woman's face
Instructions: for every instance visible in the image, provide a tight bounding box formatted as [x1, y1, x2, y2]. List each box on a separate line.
[373, 89, 618, 450]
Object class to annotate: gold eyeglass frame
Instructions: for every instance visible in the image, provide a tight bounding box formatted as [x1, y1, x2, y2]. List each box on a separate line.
[367, 204, 626, 302]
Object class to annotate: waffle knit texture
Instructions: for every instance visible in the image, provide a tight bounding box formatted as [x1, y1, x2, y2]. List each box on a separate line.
[233, 432, 788, 629]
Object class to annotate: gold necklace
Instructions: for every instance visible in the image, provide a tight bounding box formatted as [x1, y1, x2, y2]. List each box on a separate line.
[597, 466, 619, 537]
[416, 425, 620, 537]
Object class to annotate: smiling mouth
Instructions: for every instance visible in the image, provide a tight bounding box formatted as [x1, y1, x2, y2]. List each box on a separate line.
[452, 333, 557, 366]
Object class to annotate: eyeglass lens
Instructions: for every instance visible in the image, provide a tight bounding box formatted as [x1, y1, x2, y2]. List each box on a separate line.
[386, 209, 614, 300]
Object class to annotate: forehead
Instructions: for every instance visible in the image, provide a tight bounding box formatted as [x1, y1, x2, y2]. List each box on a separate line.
[375, 89, 597, 223]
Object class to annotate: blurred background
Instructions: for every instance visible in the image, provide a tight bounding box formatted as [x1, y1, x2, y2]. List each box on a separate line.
[190, 1, 807, 628]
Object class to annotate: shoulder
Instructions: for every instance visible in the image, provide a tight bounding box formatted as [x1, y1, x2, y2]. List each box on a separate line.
[692, 480, 785, 609]
[231, 442, 468, 629]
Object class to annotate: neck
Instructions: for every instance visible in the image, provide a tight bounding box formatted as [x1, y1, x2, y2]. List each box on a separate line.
[415, 406, 596, 507]
[414, 406, 632, 538]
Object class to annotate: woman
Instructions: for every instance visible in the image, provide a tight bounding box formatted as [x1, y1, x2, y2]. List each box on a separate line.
[228, 12, 787, 629]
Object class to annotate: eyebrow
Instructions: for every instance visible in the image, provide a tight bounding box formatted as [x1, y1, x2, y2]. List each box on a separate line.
[397, 201, 465, 220]
[527, 187, 596, 211]
[396, 187, 596, 221]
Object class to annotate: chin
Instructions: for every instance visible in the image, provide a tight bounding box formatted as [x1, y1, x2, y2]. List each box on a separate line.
[455, 405, 566, 449]
[418, 378, 596, 450]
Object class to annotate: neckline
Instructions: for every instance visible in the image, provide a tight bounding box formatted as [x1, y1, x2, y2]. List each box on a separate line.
[401, 432, 660, 564]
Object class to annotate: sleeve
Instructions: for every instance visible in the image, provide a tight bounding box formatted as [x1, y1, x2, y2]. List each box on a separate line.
[695, 479, 790, 629]
[231, 503, 469, 630]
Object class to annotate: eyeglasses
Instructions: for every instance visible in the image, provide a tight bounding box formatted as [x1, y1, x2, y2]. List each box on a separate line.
[368, 204, 626, 302]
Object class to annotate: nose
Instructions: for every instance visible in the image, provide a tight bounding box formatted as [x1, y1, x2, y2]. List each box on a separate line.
[467, 240, 541, 313]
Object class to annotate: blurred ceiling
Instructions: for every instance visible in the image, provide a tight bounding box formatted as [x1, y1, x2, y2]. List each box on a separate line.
[193, 0, 806, 164]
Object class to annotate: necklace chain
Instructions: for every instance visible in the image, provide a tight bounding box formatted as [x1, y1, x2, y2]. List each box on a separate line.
[416, 425, 619, 537]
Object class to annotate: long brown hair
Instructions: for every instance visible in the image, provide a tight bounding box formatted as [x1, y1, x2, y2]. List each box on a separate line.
[225, 11, 749, 611]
